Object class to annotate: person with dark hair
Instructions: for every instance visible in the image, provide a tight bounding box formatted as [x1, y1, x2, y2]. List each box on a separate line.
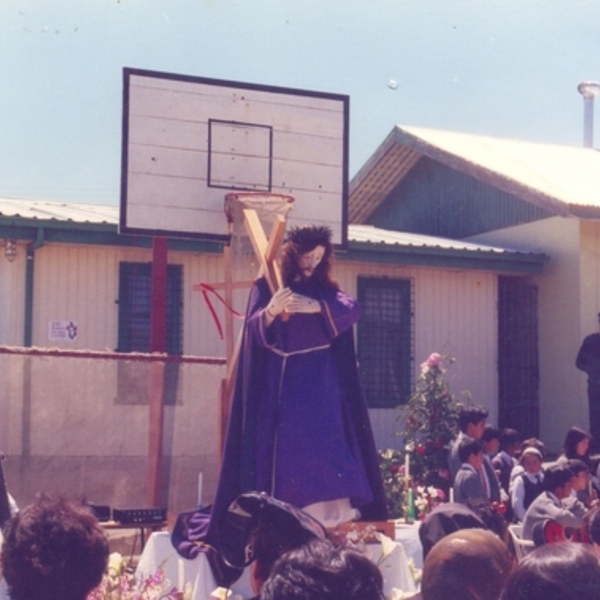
[588, 507, 600, 556]
[260, 538, 384, 600]
[560, 425, 593, 463]
[502, 541, 600, 599]
[453, 439, 489, 506]
[480, 424, 505, 505]
[1, 493, 109, 600]
[563, 458, 597, 509]
[448, 405, 489, 479]
[576, 313, 600, 450]
[521, 463, 585, 540]
[421, 528, 512, 600]
[418, 498, 508, 560]
[418, 502, 487, 559]
[492, 428, 521, 496]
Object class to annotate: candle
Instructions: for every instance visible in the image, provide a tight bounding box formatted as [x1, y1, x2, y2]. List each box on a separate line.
[405, 452, 410, 482]
[449, 487, 454, 503]
[198, 472, 204, 508]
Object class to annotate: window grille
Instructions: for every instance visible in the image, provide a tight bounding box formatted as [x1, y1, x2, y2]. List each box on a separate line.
[117, 262, 183, 355]
[357, 277, 413, 408]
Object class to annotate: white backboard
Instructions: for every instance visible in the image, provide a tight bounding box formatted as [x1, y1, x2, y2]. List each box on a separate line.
[120, 68, 349, 246]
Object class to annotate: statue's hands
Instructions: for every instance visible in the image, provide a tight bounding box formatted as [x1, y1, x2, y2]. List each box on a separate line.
[285, 293, 321, 314]
[266, 287, 292, 317]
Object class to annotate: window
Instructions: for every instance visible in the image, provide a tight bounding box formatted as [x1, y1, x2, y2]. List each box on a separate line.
[117, 262, 183, 354]
[357, 277, 413, 408]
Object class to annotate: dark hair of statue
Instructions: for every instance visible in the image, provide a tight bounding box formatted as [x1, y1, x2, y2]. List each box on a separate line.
[280, 225, 338, 290]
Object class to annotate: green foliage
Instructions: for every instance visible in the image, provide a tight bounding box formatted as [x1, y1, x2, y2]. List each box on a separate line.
[379, 353, 468, 519]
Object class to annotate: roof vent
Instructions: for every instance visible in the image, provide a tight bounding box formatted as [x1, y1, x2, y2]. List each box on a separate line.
[577, 80, 600, 148]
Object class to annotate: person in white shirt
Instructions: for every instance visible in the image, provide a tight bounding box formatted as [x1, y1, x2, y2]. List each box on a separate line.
[511, 447, 545, 522]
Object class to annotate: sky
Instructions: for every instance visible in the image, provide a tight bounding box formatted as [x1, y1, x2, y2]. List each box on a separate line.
[2, 0, 600, 206]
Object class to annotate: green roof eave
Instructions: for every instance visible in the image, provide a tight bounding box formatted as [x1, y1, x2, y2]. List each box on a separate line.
[340, 240, 549, 274]
[0, 218, 224, 254]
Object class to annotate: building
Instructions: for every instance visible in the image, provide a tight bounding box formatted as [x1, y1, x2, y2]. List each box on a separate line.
[351, 124, 600, 449]
[0, 195, 543, 510]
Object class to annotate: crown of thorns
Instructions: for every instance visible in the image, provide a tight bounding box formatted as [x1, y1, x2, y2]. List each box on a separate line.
[287, 225, 332, 250]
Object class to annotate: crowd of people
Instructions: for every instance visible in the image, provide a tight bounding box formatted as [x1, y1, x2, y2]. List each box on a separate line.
[412, 405, 600, 599]
[6, 417, 600, 600]
[448, 406, 599, 541]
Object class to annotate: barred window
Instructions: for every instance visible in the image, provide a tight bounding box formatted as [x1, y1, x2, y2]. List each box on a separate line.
[357, 277, 413, 408]
[117, 262, 183, 355]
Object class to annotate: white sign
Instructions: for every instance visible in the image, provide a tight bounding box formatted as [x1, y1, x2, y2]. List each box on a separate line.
[48, 320, 78, 341]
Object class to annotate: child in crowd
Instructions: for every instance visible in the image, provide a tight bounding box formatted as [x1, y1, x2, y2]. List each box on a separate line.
[566, 459, 597, 509]
[492, 428, 521, 496]
[511, 446, 544, 522]
[453, 439, 488, 506]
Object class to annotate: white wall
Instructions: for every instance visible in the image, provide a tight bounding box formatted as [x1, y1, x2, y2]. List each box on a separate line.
[469, 216, 586, 454]
[337, 260, 498, 450]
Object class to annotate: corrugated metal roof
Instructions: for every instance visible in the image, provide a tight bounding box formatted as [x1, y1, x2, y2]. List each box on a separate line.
[0, 197, 545, 267]
[348, 224, 535, 256]
[0, 198, 118, 224]
[350, 125, 600, 222]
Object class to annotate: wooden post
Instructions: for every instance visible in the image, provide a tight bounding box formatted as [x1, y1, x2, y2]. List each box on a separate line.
[148, 237, 168, 508]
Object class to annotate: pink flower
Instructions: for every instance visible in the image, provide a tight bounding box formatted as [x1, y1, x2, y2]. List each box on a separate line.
[425, 353, 442, 368]
[436, 488, 446, 502]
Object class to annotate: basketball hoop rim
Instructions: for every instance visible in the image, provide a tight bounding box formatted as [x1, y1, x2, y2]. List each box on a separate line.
[225, 192, 295, 204]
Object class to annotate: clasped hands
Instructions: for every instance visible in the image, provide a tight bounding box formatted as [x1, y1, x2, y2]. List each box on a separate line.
[266, 287, 321, 317]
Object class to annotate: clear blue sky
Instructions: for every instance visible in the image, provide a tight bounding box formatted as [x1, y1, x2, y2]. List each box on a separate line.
[2, 0, 600, 205]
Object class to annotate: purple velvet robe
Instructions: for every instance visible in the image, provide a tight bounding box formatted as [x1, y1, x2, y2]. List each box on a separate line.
[172, 276, 387, 585]
[245, 276, 373, 508]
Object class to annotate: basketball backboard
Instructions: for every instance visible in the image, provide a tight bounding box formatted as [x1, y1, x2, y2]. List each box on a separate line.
[120, 68, 349, 246]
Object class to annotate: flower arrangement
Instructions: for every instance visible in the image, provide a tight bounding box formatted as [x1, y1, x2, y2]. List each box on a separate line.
[380, 353, 469, 519]
[86, 553, 192, 600]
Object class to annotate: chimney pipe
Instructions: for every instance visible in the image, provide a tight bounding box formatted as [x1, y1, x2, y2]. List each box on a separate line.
[577, 80, 600, 148]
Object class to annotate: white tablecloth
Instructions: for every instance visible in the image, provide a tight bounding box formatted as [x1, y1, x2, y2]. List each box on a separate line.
[137, 525, 422, 600]
[395, 521, 423, 568]
[136, 532, 253, 599]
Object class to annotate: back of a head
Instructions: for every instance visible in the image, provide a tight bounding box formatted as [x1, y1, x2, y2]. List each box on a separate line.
[418, 502, 486, 559]
[1, 494, 109, 600]
[260, 538, 384, 600]
[458, 406, 488, 432]
[421, 528, 512, 600]
[589, 507, 600, 545]
[542, 463, 575, 493]
[502, 542, 600, 599]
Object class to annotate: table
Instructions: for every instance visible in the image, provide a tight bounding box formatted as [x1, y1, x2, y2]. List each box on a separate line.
[137, 524, 422, 600]
[395, 521, 423, 569]
[100, 519, 167, 549]
[136, 532, 253, 599]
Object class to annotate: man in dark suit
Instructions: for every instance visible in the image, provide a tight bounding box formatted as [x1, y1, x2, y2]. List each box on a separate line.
[576, 313, 600, 449]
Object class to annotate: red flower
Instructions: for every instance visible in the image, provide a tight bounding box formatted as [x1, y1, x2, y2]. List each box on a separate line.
[415, 444, 426, 456]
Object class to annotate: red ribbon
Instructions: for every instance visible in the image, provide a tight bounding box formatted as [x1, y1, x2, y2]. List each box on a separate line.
[196, 282, 244, 340]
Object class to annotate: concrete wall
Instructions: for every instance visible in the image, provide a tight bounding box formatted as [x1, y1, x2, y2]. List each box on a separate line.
[469, 216, 587, 454]
[0, 347, 225, 515]
[1, 240, 503, 451]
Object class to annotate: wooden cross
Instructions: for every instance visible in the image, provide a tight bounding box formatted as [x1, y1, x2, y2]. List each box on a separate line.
[195, 209, 288, 454]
